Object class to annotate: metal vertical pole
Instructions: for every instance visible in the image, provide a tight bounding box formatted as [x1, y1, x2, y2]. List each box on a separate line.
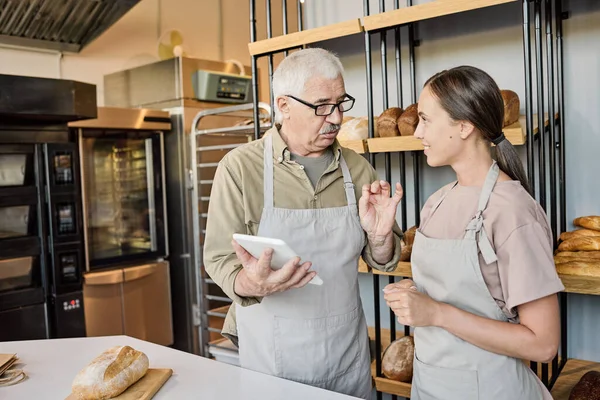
[535, 0, 547, 211]
[297, 0, 303, 31]
[267, 0, 275, 124]
[408, 0, 420, 226]
[523, 0, 536, 194]
[364, 3, 381, 395]
[250, 0, 260, 140]
[556, 0, 568, 374]
[545, 0, 557, 241]
[282, 0, 288, 57]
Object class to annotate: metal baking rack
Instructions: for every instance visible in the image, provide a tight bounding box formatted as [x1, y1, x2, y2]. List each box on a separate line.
[189, 102, 272, 361]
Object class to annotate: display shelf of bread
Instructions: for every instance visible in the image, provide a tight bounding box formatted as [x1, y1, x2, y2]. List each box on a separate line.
[555, 216, 600, 296]
[248, 19, 363, 56]
[366, 91, 557, 153]
[551, 359, 600, 400]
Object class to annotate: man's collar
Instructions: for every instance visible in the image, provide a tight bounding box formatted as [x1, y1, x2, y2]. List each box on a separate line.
[268, 124, 342, 162]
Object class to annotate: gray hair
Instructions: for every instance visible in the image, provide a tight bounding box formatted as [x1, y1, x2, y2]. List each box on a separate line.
[272, 48, 345, 123]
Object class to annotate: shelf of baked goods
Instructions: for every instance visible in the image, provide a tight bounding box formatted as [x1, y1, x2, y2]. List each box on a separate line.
[550, 359, 600, 400]
[554, 216, 600, 296]
[338, 91, 557, 154]
[362, 0, 515, 32]
[358, 217, 600, 296]
[248, 19, 363, 56]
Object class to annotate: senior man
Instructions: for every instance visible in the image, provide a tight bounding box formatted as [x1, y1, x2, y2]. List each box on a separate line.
[203, 48, 404, 399]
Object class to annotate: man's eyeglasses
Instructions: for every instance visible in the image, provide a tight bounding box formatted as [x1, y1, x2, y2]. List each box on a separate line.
[286, 94, 355, 117]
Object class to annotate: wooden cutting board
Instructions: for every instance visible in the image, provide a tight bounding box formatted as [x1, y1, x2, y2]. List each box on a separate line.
[66, 368, 172, 400]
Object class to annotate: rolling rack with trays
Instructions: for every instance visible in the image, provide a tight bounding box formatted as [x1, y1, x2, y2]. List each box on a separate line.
[189, 102, 273, 364]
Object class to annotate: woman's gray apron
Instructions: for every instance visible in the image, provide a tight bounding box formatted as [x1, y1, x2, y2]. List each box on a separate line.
[236, 134, 372, 399]
[410, 161, 551, 400]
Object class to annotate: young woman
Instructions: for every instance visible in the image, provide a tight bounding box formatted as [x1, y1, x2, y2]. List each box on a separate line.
[383, 66, 564, 400]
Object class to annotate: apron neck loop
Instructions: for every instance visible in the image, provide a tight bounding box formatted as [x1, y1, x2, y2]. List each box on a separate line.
[263, 134, 275, 209]
[464, 161, 500, 264]
[339, 155, 356, 206]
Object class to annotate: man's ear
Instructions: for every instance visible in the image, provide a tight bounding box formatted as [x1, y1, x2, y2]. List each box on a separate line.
[459, 121, 476, 140]
[276, 96, 291, 120]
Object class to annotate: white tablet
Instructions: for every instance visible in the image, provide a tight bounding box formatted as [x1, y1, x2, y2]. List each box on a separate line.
[232, 233, 323, 285]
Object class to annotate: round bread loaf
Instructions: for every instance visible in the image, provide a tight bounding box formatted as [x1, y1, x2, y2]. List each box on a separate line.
[377, 107, 403, 137]
[400, 241, 412, 262]
[556, 261, 600, 277]
[72, 345, 149, 400]
[397, 104, 419, 136]
[338, 117, 369, 141]
[382, 336, 414, 382]
[501, 90, 520, 127]
[568, 370, 600, 400]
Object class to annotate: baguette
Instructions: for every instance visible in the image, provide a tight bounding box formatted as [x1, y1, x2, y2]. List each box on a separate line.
[556, 261, 600, 277]
[72, 346, 149, 400]
[559, 229, 600, 242]
[555, 251, 600, 260]
[573, 216, 600, 231]
[557, 237, 600, 252]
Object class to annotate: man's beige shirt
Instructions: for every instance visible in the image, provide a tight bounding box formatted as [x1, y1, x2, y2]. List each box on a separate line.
[203, 126, 404, 341]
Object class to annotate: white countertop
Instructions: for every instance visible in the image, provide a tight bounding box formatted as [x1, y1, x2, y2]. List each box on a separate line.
[0, 335, 360, 400]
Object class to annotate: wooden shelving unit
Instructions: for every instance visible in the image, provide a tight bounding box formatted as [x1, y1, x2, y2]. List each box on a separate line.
[362, 0, 516, 32]
[248, 19, 363, 56]
[550, 359, 600, 399]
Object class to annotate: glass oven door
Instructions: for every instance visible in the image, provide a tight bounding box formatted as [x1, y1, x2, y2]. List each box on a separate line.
[80, 132, 166, 269]
[0, 144, 45, 311]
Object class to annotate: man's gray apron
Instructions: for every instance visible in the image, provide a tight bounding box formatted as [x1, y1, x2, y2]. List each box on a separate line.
[410, 161, 551, 400]
[236, 134, 372, 399]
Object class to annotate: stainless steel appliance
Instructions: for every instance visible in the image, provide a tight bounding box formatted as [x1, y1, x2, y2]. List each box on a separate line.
[104, 56, 254, 355]
[0, 74, 97, 341]
[69, 107, 174, 346]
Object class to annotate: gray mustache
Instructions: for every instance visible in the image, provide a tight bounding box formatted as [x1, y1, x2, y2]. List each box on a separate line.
[320, 124, 341, 134]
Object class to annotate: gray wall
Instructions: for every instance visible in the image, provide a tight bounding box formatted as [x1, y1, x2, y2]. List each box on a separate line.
[304, 0, 600, 370]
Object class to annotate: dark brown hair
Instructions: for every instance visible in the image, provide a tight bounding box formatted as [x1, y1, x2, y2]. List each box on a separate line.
[424, 66, 531, 194]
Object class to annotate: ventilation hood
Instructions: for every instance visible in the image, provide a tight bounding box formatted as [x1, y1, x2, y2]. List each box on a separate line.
[0, 0, 141, 53]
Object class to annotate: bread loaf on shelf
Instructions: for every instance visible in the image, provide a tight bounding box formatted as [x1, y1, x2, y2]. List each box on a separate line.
[574, 216, 600, 232]
[382, 336, 414, 382]
[404, 226, 418, 247]
[556, 261, 600, 277]
[400, 243, 412, 262]
[558, 237, 600, 252]
[338, 117, 369, 141]
[568, 370, 600, 400]
[71, 345, 149, 400]
[500, 90, 520, 127]
[398, 104, 419, 136]
[560, 229, 600, 242]
[377, 107, 404, 137]
[555, 251, 600, 260]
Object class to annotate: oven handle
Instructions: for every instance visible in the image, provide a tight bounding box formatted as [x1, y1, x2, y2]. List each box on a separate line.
[83, 269, 124, 285]
[123, 264, 157, 282]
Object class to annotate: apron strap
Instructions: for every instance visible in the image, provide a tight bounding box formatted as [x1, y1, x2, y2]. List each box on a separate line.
[465, 161, 500, 264]
[339, 154, 356, 206]
[263, 134, 275, 209]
